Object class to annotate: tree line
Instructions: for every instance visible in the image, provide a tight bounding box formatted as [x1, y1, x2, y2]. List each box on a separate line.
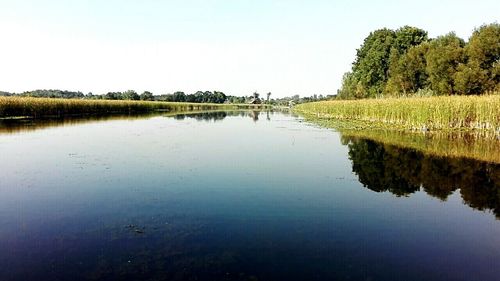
[0, 89, 333, 105]
[338, 23, 500, 99]
[0, 89, 237, 104]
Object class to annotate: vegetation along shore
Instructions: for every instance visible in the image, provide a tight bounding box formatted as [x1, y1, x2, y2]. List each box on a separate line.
[295, 23, 500, 136]
[0, 97, 264, 119]
[295, 95, 500, 133]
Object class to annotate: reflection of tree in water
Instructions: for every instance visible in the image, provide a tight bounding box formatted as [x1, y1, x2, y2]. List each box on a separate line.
[174, 111, 228, 122]
[345, 137, 500, 218]
[250, 111, 260, 122]
[173, 110, 277, 123]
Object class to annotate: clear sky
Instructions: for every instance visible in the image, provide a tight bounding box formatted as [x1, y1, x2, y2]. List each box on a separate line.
[1, 0, 499, 97]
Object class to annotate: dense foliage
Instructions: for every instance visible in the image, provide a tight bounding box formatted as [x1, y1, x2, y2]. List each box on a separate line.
[339, 23, 500, 99]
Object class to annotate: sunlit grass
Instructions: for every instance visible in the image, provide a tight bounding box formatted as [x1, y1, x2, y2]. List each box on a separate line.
[0, 97, 262, 118]
[295, 94, 500, 132]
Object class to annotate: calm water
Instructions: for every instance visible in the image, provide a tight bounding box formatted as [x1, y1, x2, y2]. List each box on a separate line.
[0, 111, 499, 281]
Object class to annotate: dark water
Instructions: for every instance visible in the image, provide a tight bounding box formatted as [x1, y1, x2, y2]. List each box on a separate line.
[0, 111, 499, 281]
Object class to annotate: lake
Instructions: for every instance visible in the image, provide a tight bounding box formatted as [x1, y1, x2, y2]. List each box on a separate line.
[0, 111, 499, 281]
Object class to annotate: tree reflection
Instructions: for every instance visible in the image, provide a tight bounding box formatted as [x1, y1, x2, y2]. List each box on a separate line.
[173, 111, 228, 122]
[345, 137, 500, 218]
[173, 110, 273, 122]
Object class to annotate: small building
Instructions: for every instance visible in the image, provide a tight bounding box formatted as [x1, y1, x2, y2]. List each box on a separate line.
[249, 97, 262, 104]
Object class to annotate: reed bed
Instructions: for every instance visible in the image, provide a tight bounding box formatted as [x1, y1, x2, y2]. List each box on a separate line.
[0, 97, 255, 118]
[295, 95, 500, 132]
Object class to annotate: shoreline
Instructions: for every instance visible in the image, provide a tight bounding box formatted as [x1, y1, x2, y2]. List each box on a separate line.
[0, 96, 269, 119]
[294, 95, 500, 134]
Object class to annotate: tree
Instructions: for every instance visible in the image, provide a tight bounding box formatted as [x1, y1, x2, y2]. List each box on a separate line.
[385, 26, 429, 96]
[352, 28, 396, 97]
[172, 91, 186, 102]
[425, 32, 465, 95]
[202, 91, 213, 103]
[338, 71, 366, 99]
[455, 23, 500, 94]
[193, 91, 204, 103]
[122, 90, 140, 100]
[213, 91, 227, 103]
[386, 42, 430, 95]
[105, 92, 122, 100]
[393, 26, 428, 53]
[342, 26, 427, 98]
[140, 91, 154, 101]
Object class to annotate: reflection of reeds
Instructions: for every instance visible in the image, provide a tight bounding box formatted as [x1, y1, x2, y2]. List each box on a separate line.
[345, 137, 500, 218]
[295, 95, 500, 132]
[339, 129, 500, 164]
[0, 97, 262, 118]
[0, 109, 277, 135]
[0, 114, 160, 134]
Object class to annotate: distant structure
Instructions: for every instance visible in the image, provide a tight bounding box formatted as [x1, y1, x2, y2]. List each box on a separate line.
[248, 91, 262, 104]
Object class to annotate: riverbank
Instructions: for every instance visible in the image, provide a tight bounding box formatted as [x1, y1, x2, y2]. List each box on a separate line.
[0, 97, 265, 118]
[295, 95, 500, 133]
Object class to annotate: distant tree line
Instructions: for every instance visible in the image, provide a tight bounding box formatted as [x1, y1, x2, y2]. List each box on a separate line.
[154, 91, 227, 103]
[10, 89, 86, 99]
[1, 89, 334, 105]
[2, 89, 231, 103]
[338, 23, 500, 99]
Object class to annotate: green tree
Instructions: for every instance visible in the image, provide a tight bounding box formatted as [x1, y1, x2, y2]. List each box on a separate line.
[140, 91, 154, 101]
[338, 71, 365, 99]
[104, 92, 122, 100]
[393, 26, 428, 53]
[425, 32, 465, 95]
[386, 42, 430, 95]
[172, 91, 186, 102]
[342, 26, 427, 98]
[455, 23, 500, 94]
[352, 28, 396, 98]
[213, 91, 227, 103]
[122, 90, 140, 100]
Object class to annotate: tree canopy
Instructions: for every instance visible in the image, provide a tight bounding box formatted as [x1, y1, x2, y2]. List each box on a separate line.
[339, 23, 500, 99]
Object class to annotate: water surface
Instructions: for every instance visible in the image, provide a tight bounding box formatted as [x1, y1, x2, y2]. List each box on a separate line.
[0, 111, 499, 281]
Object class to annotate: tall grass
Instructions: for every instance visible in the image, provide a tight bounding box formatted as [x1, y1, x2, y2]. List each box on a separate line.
[0, 97, 260, 118]
[295, 95, 500, 132]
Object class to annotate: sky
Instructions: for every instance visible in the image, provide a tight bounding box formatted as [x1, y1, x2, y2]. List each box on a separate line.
[0, 0, 499, 97]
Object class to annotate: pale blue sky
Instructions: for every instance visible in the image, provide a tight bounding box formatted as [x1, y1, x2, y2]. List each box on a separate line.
[1, 0, 499, 97]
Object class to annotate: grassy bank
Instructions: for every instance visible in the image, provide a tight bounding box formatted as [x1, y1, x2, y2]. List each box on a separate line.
[0, 97, 263, 118]
[295, 95, 500, 132]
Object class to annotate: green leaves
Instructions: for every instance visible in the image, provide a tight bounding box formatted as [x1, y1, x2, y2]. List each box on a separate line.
[341, 26, 429, 99]
[425, 32, 465, 95]
[455, 23, 500, 94]
[339, 23, 500, 98]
